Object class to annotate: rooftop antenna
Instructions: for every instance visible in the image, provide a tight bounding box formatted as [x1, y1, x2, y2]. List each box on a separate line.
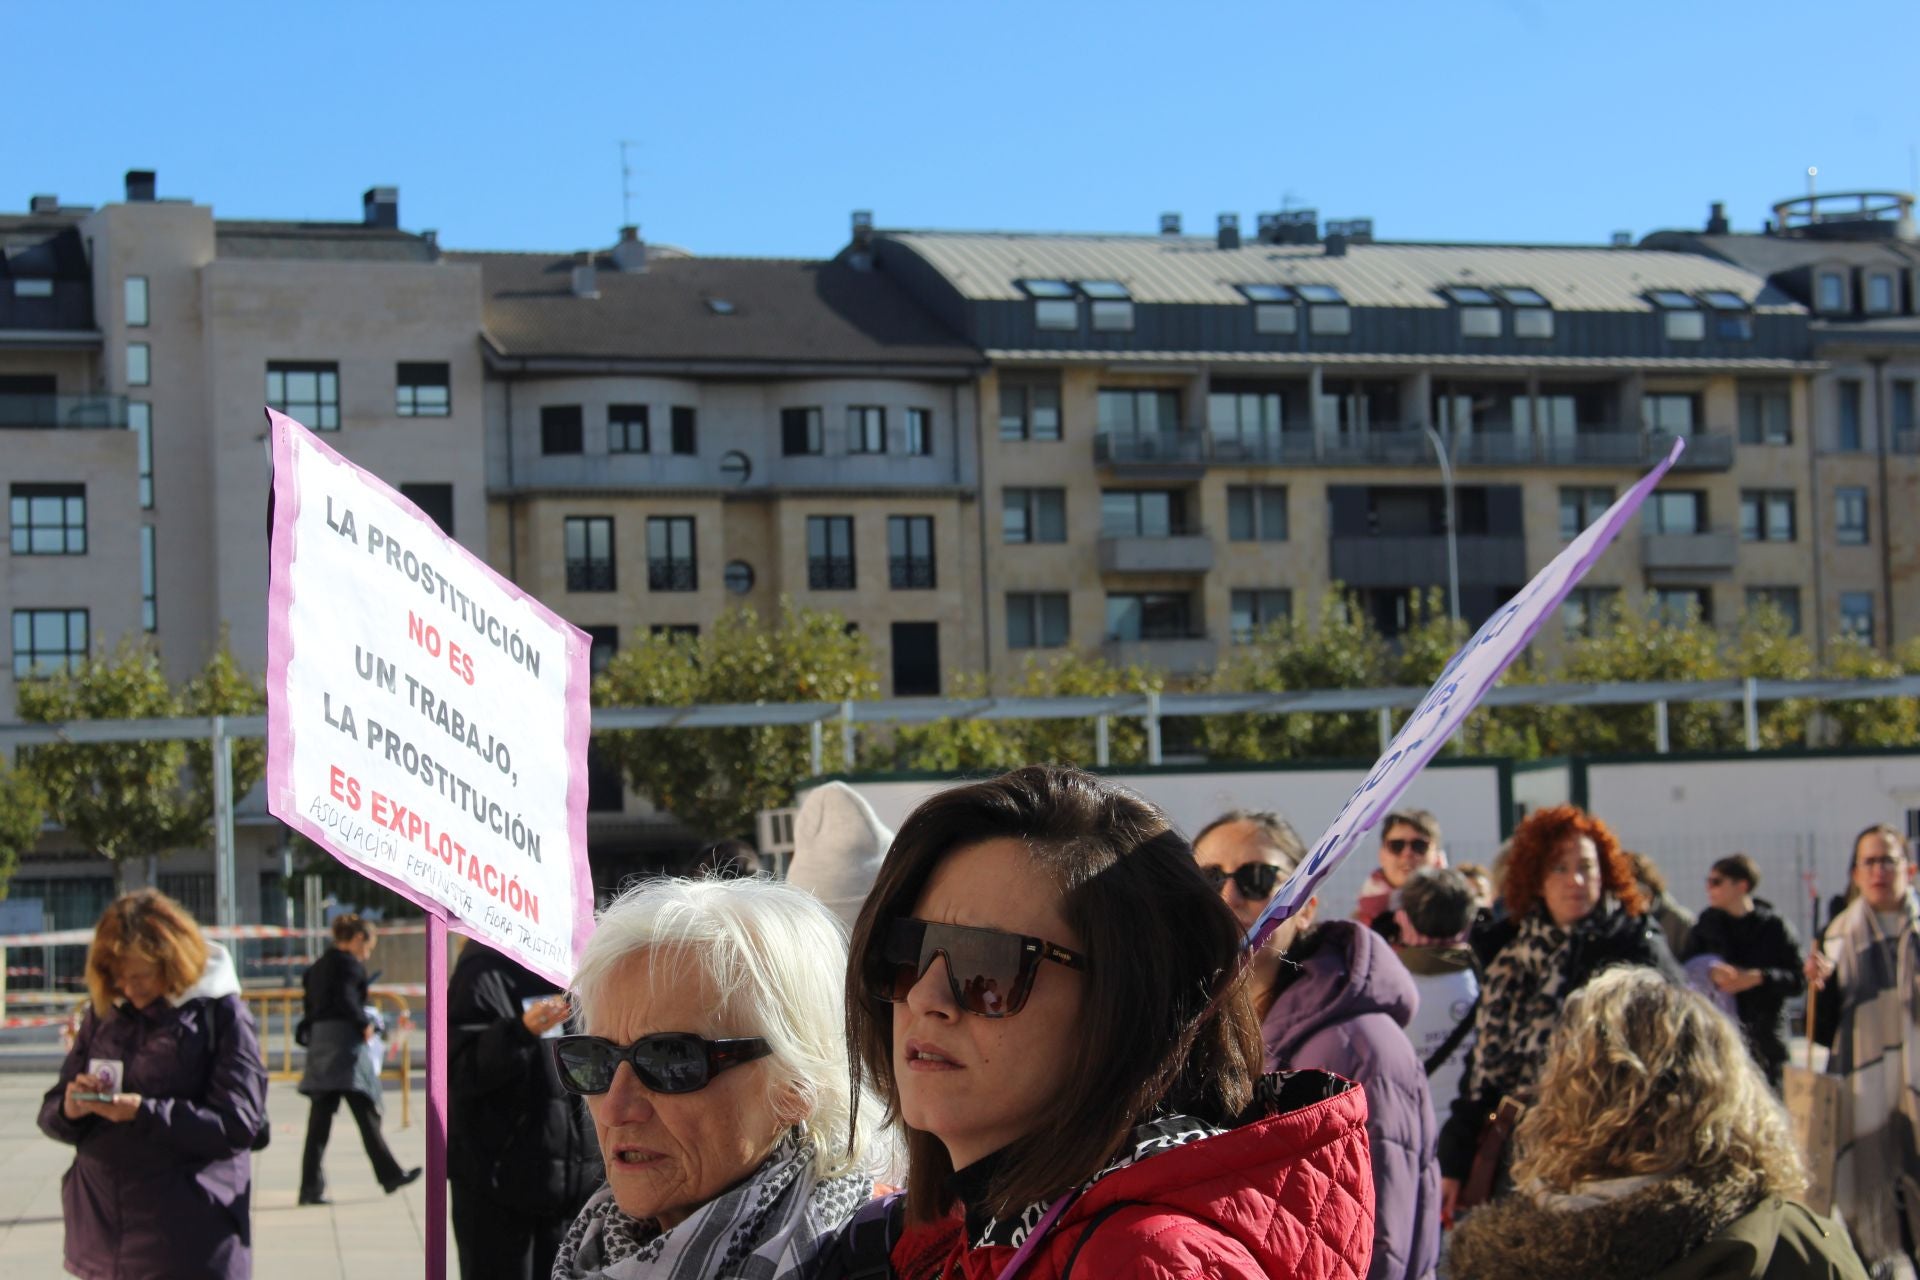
[1807, 165, 1818, 202]
[620, 140, 638, 227]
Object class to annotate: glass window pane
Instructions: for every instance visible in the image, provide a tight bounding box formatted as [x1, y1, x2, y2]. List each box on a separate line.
[1080, 280, 1130, 300]
[1513, 308, 1554, 339]
[1254, 304, 1297, 335]
[1008, 596, 1034, 648]
[1036, 491, 1065, 542]
[126, 343, 149, 385]
[1040, 595, 1068, 646]
[1101, 492, 1136, 536]
[34, 611, 68, 651]
[1030, 387, 1060, 439]
[1309, 305, 1352, 335]
[1259, 488, 1287, 540]
[1106, 596, 1141, 640]
[125, 277, 149, 326]
[1227, 489, 1254, 541]
[1035, 299, 1077, 330]
[1665, 311, 1706, 341]
[1021, 279, 1074, 298]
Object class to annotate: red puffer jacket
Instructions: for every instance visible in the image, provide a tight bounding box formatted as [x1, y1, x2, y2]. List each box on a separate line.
[891, 1071, 1374, 1280]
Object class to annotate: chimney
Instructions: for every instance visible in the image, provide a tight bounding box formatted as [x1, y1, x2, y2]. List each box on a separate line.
[421, 229, 440, 255]
[612, 225, 647, 273]
[1610, 230, 1633, 248]
[29, 194, 58, 214]
[1706, 202, 1731, 235]
[851, 209, 874, 252]
[1325, 232, 1348, 257]
[1217, 213, 1241, 250]
[362, 186, 400, 229]
[124, 170, 156, 203]
[1256, 212, 1282, 244]
[571, 250, 599, 298]
[1159, 212, 1182, 236]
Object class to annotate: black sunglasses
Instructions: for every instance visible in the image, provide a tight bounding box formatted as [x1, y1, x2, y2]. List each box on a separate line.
[551, 1032, 771, 1096]
[1384, 837, 1432, 856]
[865, 918, 1086, 1018]
[1199, 862, 1282, 900]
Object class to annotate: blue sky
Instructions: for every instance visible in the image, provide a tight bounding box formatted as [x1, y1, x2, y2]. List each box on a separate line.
[9, 0, 1917, 259]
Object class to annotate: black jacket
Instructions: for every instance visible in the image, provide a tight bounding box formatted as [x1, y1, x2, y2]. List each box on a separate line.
[446, 942, 602, 1216]
[301, 946, 372, 1032]
[1439, 903, 1681, 1181]
[1682, 901, 1804, 1082]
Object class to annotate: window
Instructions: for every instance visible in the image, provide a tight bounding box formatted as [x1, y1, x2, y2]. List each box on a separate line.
[1226, 485, 1288, 541]
[125, 342, 149, 387]
[807, 516, 855, 589]
[1835, 487, 1869, 545]
[1238, 284, 1297, 335]
[128, 402, 153, 508]
[1653, 588, 1712, 625]
[905, 407, 932, 456]
[1746, 587, 1801, 634]
[10, 483, 86, 554]
[1560, 586, 1620, 639]
[724, 560, 754, 594]
[266, 361, 340, 430]
[540, 405, 584, 454]
[646, 517, 697, 591]
[12, 608, 88, 678]
[1100, 489, 1186, 537]
[1559, 486, 1614, 540]
[1003, 488, 1066, 544]
[670, 406, 697, 455]
[1646, 393, 1698, 436]
[1097, 388, 1182, 441]
[1739, 490, 1795, 543]
[1643, 490, 1706, 535]
[1007, 592, 1069, 649]
[847, 406, 886, 454]
[1105, 592, 1193, 641]
[1866, 274, 1896, 314]
[12, 279, 52, 298]
[584, 625, 619, 675]
[1818, 273, 1846, 313]
[140, 526, 156, 630]
[399, 483, 454, 537]
[1700, 289, 1753, 339]
[1499, 286, 1555, 338]
[587, 739, 625, 813]
[1443, 286, 1501, 337]
[1296, 284, 1350, 335]
[1081, 280, 1134, 332]
[1649, 290, 1704, 341]
[395, 362, 450, 416]
[999, 381, 1063, 442]
[1840, 592, 1876, 643]
[891, 622, 941, 696]
[1021, 279, 1077, 331]
[157, 874, 216, 923]
[781, 407, 821, 456]
[1230, 589, 1291, 643]
[1893, 380, 1916, 439]
[609, 404, 649, 454]
[1738, 382, 1792, 445]
[888, 516, 935, 589]
[124, 276, 148, 327]
[564, 516, 615, 592]
[1837, 380, 1863, 451]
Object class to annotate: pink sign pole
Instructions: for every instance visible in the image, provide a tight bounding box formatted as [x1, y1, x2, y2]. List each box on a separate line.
[425, 910, 449, 1280]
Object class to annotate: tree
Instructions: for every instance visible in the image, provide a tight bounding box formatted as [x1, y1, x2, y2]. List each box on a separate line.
[180, 640, 269, 830]
[0, 757, 46, 899]
[1545, 594, 1736, 755]
[1822, 636, 1920, 747]
[1199, 591, 1389, 762]
[595, 602, 879, 840]
[1730, 602, 1816, 749]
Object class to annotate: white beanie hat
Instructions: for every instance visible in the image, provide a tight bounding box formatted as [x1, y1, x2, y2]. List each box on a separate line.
[787, 782, 894, 931]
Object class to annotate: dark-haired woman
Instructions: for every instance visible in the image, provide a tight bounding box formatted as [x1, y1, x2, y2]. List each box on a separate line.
[1682, 853, 1803, 1090]
[839, 765, 1374, 1280]
[1437, 804, 1681, 1219]
[297, 915, 420, 1204]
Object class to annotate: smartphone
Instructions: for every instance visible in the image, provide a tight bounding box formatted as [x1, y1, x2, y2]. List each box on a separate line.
[74, 1092, 118, 1103]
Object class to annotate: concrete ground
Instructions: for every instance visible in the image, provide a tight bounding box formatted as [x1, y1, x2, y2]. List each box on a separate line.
[0, 1073, 443, 1278]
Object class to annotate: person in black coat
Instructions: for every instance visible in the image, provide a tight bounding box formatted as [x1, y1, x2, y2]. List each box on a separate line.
[448, 940, 603, 1280]
[1680, 853, 1804, 1090]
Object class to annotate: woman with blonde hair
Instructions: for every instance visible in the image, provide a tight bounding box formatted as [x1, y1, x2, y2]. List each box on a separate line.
[1446, 966, 1866, 1279]
[39, 888, 268, 1279]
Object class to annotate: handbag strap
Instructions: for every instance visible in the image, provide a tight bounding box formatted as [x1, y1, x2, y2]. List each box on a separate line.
[1425, 995, 1480, 1076]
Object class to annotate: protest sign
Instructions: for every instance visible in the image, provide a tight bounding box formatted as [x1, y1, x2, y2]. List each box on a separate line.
[1249, 437, 1686, 949]
[265, 410, 593, 985]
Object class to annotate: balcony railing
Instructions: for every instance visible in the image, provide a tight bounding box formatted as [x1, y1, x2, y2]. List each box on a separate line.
[565, 560, 616, 592]
[808, 558, 856, 590]
[1094, 423, 1736, 470]
[1094, 431, 1206, 467]
[647, 559, 697, 592]
[888, 558, 936, 589]
[1102, 633, 1218, 676]
[0, 393, 128, 430]
[1098, 530, 1215, 575]
[1641, 529, 1739, 577]
[1329, 534, 1528, 588]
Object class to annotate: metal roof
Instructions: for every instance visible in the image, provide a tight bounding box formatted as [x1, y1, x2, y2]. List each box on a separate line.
[882, 231, 1801, 315]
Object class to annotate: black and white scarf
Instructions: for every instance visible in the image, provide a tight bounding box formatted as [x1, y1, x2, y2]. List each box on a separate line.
[1470, 907, 1582, 1101]
[552, 1131, 870, 1280]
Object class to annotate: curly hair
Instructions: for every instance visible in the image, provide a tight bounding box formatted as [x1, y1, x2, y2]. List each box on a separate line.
[1502, 805, 1645, 920]
[86, 889, 210, 1017]
[1511, 966, 1807, 1197]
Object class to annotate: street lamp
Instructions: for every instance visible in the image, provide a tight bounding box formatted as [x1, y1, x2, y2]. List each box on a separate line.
[1419, 423, 1462, 629]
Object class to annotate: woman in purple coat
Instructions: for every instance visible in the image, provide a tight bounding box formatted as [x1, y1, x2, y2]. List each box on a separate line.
[39, 889, 268, 1280]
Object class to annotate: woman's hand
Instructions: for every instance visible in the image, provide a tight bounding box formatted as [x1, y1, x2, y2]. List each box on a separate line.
[92, 1094, 143, 1123]
[63, 1072, 104, 1121]
[1805, 948, 1834, 992]
[1440, 1176, 1461, 1227]
[522, 995, 571, 1036]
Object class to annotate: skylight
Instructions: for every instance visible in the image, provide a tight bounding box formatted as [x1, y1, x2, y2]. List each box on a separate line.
[1019, 279, 1075, 299]
[1079, 280, 1131, 300]
[1497, 286, 1549, 307]
[1648, 290, 1700, 310]
[1238, 284, 1295, 303]
[705, 298, 737, 315]
[1699, 290, 1748, 311]
[1442, 285, 1496, 306]
[1294, 284, 1345, 304]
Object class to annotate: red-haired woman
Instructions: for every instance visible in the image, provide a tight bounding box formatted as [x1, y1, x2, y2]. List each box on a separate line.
[1437, 805, 1681, 1221]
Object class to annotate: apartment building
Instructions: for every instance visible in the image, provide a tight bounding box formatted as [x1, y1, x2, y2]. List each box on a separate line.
[1647, 191, 1920, 652]
[862, 211, 1834, 675]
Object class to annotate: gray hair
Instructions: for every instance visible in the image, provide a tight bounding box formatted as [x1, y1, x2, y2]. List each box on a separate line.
[569, 875, 887, 1181]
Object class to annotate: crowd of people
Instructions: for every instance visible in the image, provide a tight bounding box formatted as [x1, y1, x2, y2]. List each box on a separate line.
[36, 767, 1920, 1279]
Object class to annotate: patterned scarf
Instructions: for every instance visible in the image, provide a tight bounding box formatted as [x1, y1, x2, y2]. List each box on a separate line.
[1470, 906, 1584, 1100]
[552, 1131, 871, 1280]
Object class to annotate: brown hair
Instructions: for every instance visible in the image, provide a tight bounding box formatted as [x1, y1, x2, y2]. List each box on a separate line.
[1711, 854, 1760, 890]
[1383, 808, 1442, 849]
[1625, 850, 1668, 897]
[846, 766, 1263, 1225]
[86, 889, 210, 1016]
[1191, 808, 1307, 873]
[331, 913, 372, 946]
[1502, 805, 1645, 920]
[1852, 824, 1910, 868]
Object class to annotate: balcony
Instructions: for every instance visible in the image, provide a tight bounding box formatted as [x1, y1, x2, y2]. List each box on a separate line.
[566, 560, 616, 592]
[0, 281, 98, 338]
[1328, 535, 1528, 589]
[1658, 430, 1735, 472]
[647, 559, 697, 592]
[1098, 529, 1214, 575]
[1641, 529, 1738, 581]
[1093, 431, 1207, 477]
[888, 558, 936, 589]
[0, 393, 128, 430]
[808, 558, 856, 590]
[1102, 634, 1218, 675]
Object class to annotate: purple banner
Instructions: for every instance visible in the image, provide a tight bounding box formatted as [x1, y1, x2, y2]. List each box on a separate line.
[1248, 437, 1686, 949]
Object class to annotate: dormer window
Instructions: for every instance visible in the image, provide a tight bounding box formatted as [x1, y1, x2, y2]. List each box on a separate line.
[1080, 280, 1134, 332]
[1817, 271, 1846, 313]
[1497, 286, 1554, 339]
[1700, 290, 1753, 340]
[1866, 273, 1897, 314]
[1238, 283, 1297, 334]
[1020, 279, 1078, 331]
[1442, 285, 1501, 337]
[1295, 283, 1351, 336]
[1649, 290, 1704, 341]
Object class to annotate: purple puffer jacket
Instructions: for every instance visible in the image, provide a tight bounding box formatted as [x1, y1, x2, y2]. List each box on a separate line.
[1263, 920, 1440, 1280]
[38, 943, 267, 1280]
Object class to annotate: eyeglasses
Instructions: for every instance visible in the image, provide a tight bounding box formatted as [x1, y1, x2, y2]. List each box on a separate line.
[551, 1032, 771, 1096]
[1705, 874, 1727, 887]
[1859, 857, 1906, 873]
[865, 918, 1086, 1018]
[1198, 862, 1282, 901]
[1384, 838, 1432, 856]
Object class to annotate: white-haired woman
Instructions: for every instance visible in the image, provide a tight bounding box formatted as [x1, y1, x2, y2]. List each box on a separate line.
[550, 876, 887, 1280]
[1445, 966, 1866, 1280]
